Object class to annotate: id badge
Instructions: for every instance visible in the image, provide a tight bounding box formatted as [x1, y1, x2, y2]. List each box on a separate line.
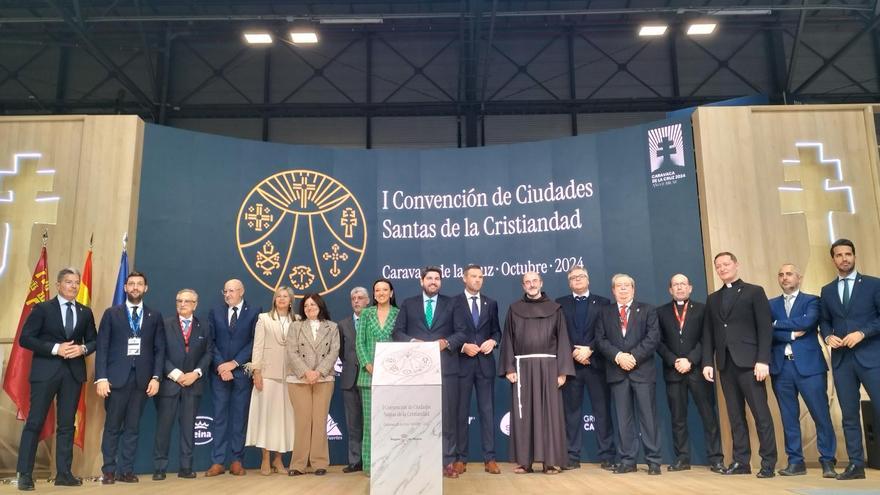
[127, 337, 141, 356]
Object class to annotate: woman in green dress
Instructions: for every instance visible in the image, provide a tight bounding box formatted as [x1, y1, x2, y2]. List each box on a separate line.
[355, 278, 398, 476]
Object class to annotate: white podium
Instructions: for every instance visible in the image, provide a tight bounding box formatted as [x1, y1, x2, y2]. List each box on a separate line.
[370, 342, 443, 495]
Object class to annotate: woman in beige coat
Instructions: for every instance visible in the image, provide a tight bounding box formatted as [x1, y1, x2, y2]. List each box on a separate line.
[246, 286, 298, 475]
[287, 293, 340, 476]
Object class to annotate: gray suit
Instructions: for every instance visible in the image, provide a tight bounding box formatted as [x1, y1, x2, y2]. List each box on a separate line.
[338, 315, 363, 466]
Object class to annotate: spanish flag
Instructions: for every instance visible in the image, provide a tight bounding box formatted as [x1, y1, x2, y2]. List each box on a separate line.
[73, 249, 92, 449]
[2, 246, 55, 441]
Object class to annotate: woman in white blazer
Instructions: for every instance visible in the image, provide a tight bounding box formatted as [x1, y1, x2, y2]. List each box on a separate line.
[246, 286, 298, 475]
[286, 293, 340, 476]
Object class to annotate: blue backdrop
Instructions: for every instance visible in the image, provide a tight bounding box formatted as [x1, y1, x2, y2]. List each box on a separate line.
[131, 117, 708, 473]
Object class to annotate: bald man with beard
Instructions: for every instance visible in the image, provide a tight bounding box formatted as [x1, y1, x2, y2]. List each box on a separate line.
[499, 272, 573, 474]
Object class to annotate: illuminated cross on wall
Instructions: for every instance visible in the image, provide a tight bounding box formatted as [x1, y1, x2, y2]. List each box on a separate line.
[656, 138, 677, 161]
[778, 142, 854, 289]
[0, 153, 59, 278]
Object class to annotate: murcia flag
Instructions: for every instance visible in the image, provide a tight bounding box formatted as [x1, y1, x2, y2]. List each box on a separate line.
[2, 247, 55, 441]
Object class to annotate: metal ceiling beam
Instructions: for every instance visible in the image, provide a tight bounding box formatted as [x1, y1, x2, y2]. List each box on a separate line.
[4, 93, 877, 119]
[2, 4, 874, 24]
[793, 12, 880, 93]
[44, 0, 157, 117]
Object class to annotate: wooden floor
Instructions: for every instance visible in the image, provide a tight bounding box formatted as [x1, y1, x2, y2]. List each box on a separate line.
[3, 464, 879, 495]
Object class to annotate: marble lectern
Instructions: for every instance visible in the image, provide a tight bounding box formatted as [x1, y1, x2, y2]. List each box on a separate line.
[370, 342, 443, 495]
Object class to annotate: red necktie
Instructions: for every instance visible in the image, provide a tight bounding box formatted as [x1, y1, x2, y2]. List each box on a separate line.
[619, 305, 628, 337]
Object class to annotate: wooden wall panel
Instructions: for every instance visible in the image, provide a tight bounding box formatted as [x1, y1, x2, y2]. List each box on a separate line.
[693, 104, 880, 468]
[0, 115, 143, 476]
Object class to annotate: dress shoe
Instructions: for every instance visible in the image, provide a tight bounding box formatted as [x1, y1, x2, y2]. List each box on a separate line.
[17, 473, 34, 491]
[484, 461, 501, 474]
[667, 460, 691, 472]
[820, 460, 837, 479]
[205, 464, 225, 477]
[101, 472, 115, 485]
[288, 469, 305, 476]
[342, 463, 363, 473]
[777, 463, 806, 476]
[452, 461, 466, 474]
[177, 469, 197, 479]
[709, 462, 726, 474]
[648, 464, 662, 475]
[600, 461, 619, 471]
[229, 461, 246, 476]
[613, 464, 637, 474]
[562, 461, 581, 470]
[756, 468, 775, 479]
[152, 470, 166, 481]
[314, 469, 327, 476]
[722, 462, 751, 475]
[836, 463, 866, 480]
[55, 472, 83, 486]
[443, 464, 459, 479]
[118, 472, 139, 483]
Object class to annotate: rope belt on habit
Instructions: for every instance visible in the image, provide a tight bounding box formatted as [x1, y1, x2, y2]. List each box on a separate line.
[514, 354, 557, 419]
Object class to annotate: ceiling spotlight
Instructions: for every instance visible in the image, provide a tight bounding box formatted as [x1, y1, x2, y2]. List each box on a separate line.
[687, 23, 717, 35]
[319, 17, 383, 24]
[290, 31, 319, 44]
[243, 32, 273, 44]
[639, 25, 668, 37]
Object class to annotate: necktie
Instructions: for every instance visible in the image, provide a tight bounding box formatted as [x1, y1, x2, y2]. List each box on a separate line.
[230, 306, 239, 330]
[619, 305, 628, 337]
[470, 296, 480, 327]
[64, 302, 74, 338]
[130, 306, 140, 334]
[784, 295, 793, 318]
[425, 299, 434, 327]
[842, 278, 851, 307]
[182, 319, 192, 351]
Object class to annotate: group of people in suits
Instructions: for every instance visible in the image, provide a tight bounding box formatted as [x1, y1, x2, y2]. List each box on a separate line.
[13, 237, 879, 489]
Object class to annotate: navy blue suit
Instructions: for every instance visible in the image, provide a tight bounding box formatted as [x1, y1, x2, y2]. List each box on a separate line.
[17, 297, 97, 477]
[95, 303, 165, 475]
[153, 315, 214, 472]
[452, 292, 501, 463]
[208, 301, 261, 465]
[556, 293, 616, 464]
[393, 293, 467, 466]
[819, 273, 880, 466]
[769, 292, 835, 465]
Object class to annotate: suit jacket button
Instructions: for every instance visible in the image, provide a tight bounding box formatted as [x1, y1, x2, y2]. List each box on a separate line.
[723, 324, 728, 328]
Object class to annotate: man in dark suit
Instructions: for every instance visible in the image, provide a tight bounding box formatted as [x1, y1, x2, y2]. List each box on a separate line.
[556, 265, 617, 471]
[451, 264, 501, 475]
[95, 271, 165, 484]
[595, 274, 662, 475]
[393, 266, 467, 479]
[770, 264, 836, 478]
[819, 238, 880, 480]
[702, 252, 777, 478]
[337, 286, 369, 473]
[205, 279, 261, 477]
[656, 274, 724, 473]
[152, 288, 214, 480]
[16, 267, 97, 491]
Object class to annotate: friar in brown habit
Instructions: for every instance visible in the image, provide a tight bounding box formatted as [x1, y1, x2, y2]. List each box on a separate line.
[500, 271, 575, 474]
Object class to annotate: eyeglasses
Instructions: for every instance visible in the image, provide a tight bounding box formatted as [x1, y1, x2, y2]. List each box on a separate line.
[568, 274, 587, 281]
[176, 299, 197, 304]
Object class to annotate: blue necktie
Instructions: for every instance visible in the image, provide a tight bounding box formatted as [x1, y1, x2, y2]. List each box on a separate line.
[470, 296, 480, 327]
